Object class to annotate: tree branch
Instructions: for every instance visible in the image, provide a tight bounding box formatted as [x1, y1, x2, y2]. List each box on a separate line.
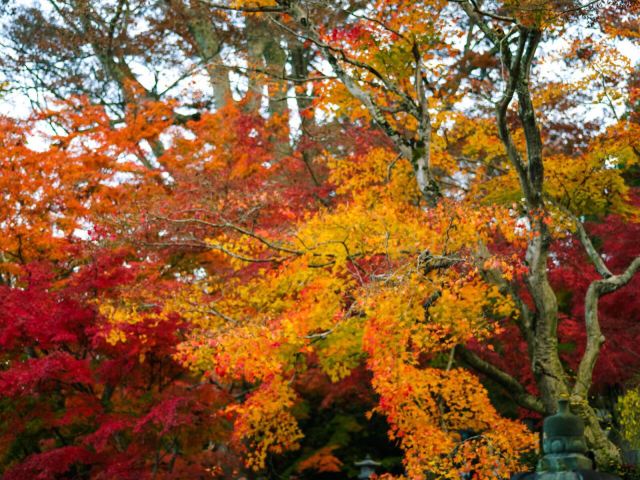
[150, 214, 304, 255]
[516, 29, 543, 205]
[468, 0, 517, 23]
[456, 346, 544, 413]
[573, 256, 640, 398]
[546, 198, 612, 278]
[265, 6, 439, 204]
[201, 1, 286, 13]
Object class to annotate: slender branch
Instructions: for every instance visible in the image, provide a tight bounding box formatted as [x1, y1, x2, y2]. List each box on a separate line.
[150, 215, 304, 255]
[546, 199, 612, 278]
[207, 305, 239, 324]
[486, 27, 535, 205]
[144, 240, 284, 263]
[267, 16, 418, 116]
[201, 1, 285, 13]
[219, 62, 336, 83]
[348, 12, 407, 41]
[468, 0, 517, 23]
[457, 0, 502, 44]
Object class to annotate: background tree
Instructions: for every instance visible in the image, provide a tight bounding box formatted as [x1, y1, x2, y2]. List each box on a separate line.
[0, 0, 639, 478]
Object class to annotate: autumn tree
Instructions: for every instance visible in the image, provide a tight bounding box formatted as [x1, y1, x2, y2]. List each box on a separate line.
[1, 0, 640, 478]
[0, 251, 247, 478]
[192, 0, 640, 471]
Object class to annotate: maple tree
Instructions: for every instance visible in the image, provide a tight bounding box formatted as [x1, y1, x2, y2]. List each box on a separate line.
[0, 252, 240, 479]
[1, 0, 640, 478]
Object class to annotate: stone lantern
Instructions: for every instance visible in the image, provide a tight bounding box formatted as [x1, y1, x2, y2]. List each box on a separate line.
[355, 454, 381, 479]
[512, 399, 621, 480]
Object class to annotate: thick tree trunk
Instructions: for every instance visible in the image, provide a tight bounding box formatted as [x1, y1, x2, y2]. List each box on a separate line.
[524, 226, 622, 469]
[525, 228, 569, 413]
[572, 398, 621, 470]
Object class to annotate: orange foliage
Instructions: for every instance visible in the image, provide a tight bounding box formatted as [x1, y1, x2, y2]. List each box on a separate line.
[2, 0, 639, 477]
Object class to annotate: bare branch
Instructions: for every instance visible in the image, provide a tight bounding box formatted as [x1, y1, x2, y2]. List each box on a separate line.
[494, 30, 533, 204]
[150, 215, 304, 255]
[456, 346, 545, 413]
[516, 29, 544, 205]
[208, 305, 239, 325]
[547, 199, 612, 278]
[573, 256, 640, 398]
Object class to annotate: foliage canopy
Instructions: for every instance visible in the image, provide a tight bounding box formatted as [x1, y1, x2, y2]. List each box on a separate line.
[0, 0, 639, 478]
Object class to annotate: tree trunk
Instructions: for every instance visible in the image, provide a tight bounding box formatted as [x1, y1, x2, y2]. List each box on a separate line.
[526, 227, 569, 413]
[245, 16, 287, 117]
[182, 1, 231, 110]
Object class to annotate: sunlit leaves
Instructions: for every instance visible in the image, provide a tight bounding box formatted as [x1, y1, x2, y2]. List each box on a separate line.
[227, 377, 304, 471]
[618, 387, 640, 450]
[2, 0, 640, 476]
